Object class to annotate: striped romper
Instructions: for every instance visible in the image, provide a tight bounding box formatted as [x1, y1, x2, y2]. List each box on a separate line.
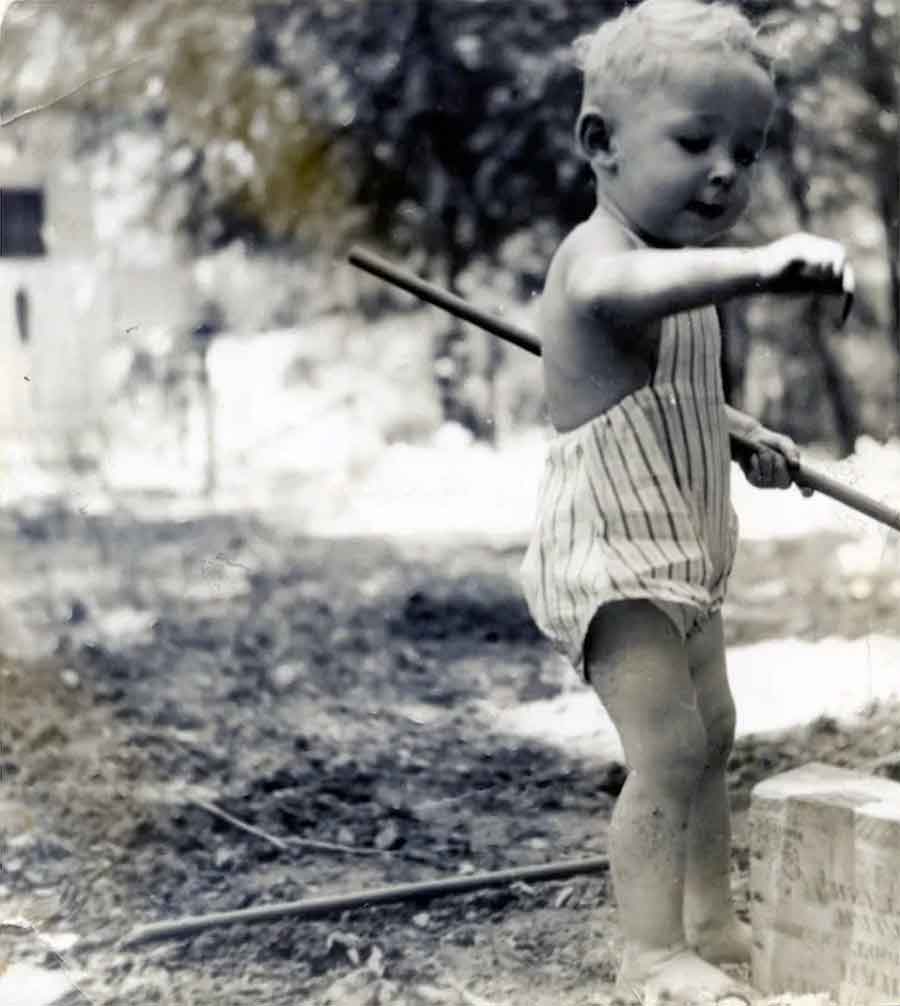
[520, 304, 739, 679]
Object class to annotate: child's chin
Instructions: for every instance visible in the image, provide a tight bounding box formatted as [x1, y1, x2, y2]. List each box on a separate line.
[683, 220, 735, 246]
[699, 228, 732, 246]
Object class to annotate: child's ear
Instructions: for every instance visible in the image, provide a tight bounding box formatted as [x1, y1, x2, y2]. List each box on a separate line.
[577, 112, 618, 171]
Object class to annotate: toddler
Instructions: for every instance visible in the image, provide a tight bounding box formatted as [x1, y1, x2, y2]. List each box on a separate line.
[521, 2, 851, 1003]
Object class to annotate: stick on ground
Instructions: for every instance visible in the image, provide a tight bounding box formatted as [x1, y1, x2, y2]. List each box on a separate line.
[120, 854, 609, 948]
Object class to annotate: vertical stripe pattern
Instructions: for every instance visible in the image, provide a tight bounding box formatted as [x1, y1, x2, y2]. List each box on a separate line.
[521, 304, 739, 678]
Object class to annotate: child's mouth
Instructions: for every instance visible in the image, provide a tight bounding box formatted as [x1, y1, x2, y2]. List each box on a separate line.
[688, 201, 727, 219]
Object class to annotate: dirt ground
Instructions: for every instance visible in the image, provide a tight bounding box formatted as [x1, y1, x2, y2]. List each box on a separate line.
[2, 496, 900, 1005]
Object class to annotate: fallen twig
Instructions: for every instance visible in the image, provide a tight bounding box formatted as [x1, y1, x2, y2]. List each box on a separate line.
[193, 798, 423, 860]
[287, 835, 386, 857]
[120, 853, 610, 948]
[192, 798, 289, 852]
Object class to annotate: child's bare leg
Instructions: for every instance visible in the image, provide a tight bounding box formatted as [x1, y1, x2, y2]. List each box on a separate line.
[586, 601, 753, 1003]
[683, 613, 752, 964]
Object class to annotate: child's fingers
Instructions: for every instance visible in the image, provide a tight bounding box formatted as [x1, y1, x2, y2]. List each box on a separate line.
[766, 441, 815, 496]
[757, 430, 800, 467]
[762, 449, 791, 488]
[749, 450, 792, 489]
[770, 436, 799, 468]
[750, 432, 814, 496]
[771, 453, 792, 488]
[839, 264, 855, 328]
[747, 452, 768, 485]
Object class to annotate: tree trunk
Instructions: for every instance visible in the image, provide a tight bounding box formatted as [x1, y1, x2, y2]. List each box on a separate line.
[777, 110, 862, 454]
[717, 303, 747, 409]
[884, 185, 900, 435]
[190, 309, 222, 498]
[197, 349, 217, 497]
[484, 335, 503, 445]
[430, 210, 492, 440]
[861, 0, 900, 433]
[882, 145, 900, 434]
[806, 297, 859, 456]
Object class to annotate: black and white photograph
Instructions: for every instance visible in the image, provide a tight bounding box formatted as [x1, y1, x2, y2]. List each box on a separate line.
[1, 1, 900, 1003]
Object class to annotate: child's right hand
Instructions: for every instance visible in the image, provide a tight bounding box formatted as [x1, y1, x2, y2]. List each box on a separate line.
[757, 232, 854, 325]
[757, 232, 852, 295]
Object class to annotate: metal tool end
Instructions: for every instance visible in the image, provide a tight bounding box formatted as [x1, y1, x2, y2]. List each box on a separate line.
[839, 264, 855, 328]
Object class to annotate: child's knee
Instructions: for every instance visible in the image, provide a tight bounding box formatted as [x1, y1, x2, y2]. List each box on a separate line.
[636, 717, 708, 798]
[663, 733, 708, 796]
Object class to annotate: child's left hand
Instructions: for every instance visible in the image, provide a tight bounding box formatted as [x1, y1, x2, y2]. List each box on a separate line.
[740, 425, 813, 496]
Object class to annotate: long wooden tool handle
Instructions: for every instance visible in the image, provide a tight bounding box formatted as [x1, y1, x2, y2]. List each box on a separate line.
[349, 245, 540, 355]
[348, 245, 900, 534]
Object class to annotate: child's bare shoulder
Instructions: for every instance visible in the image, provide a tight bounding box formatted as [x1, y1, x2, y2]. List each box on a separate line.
[542, 211, 638, 326]
[545, 210, 639, 311]
[539, 211, 653, 430]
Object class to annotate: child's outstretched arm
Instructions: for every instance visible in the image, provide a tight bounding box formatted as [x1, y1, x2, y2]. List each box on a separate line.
[567, 233, 849, 328]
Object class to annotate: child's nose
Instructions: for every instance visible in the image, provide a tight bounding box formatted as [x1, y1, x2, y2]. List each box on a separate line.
[709, 154, 736, 189]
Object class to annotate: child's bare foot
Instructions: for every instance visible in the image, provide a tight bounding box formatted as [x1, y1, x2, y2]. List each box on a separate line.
[616, 942, 756, 1005]
[687, 918, 753, 965]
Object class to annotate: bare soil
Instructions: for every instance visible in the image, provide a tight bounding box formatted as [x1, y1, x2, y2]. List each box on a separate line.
[2, 498, 900, 1005]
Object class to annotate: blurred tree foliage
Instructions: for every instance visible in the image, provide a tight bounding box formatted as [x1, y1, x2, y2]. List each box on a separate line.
[244, 0, 621, 436]
[1, 0, 897, 449]
[754, 0, 900, 450]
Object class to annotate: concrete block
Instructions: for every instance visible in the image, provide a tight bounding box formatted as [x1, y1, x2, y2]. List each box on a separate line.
[750, 762, 900, 1004]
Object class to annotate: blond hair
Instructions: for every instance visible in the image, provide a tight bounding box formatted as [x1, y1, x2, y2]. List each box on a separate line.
[575, 0, 779, 118]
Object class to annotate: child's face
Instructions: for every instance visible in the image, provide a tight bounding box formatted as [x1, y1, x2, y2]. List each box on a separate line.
[595, 55, 775, 246]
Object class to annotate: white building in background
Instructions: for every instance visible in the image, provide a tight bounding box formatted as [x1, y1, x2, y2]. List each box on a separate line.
[0, 108, 111, 466]
[0, 109, 203, 486]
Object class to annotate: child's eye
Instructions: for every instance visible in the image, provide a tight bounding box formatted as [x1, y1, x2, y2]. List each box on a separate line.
[677, 136, 711, 154]
[735, 146, 759, 167]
